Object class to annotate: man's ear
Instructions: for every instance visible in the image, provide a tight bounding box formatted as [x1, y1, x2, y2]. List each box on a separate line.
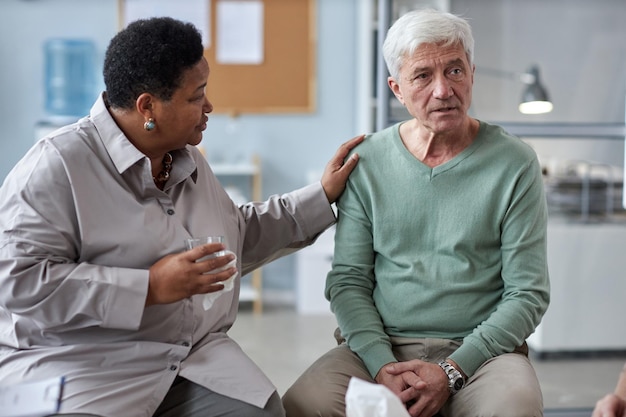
[388, 77, 405, 106]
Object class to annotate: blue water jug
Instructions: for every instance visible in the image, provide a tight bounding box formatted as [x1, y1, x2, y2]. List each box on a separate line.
[44, 38, 97, 118]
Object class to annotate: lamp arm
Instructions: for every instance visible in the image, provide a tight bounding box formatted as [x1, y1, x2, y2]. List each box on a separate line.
[475, 66, 536, 84]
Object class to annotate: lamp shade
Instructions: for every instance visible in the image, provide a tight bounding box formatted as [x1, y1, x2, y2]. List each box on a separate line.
[518, 66, 553, 114]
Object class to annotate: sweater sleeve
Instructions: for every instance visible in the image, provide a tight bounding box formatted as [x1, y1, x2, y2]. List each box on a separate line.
[325, 178, 397, 378]
[449, 154, 550, 376]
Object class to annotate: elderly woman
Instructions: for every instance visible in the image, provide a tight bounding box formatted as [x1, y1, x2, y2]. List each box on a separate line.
[0, 17, 361, 417]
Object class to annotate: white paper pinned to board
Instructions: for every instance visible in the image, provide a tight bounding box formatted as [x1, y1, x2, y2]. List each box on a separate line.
[216, 0, 264, 65]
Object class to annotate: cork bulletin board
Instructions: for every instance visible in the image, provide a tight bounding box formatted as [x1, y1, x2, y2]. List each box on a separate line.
[118, 0, 317, 115]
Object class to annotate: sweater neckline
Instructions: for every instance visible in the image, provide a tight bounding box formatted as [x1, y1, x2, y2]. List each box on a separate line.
[392, 120, 486, 177]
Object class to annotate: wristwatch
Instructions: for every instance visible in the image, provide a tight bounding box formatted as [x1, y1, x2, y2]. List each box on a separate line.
[437, 360, 465, 395]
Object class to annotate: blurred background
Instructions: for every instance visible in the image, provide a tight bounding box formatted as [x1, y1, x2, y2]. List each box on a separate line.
[0, 1, 625, 356]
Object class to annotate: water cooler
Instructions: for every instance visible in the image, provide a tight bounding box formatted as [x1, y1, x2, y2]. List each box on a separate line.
[35, 38, 98, 141]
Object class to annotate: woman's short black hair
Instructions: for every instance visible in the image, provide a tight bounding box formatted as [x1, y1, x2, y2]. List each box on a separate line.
[104, 17, 204, 109]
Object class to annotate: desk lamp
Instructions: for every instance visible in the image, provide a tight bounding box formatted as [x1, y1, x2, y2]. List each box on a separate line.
[518, 65, 553, 114]
[477, 64, 553, 115]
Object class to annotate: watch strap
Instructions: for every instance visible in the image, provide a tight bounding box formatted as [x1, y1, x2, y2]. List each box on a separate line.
[437, 360, 465, 395]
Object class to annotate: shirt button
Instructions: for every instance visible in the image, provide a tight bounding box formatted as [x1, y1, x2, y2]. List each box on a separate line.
[170, 365, 178, 371]
[167, 209, 175, 215]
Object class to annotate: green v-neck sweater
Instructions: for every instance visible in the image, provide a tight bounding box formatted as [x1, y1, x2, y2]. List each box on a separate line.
[326, 120, 550, 378]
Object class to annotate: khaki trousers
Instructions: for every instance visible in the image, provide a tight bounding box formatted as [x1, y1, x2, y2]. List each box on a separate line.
[283, 335, 543, 417]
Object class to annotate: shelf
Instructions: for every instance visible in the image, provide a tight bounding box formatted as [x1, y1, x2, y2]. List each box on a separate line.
[212, 163, 259, 176]
[496, 122, 626, 140]
[212, 155, 263, 314]
[239, 284, 259, 303]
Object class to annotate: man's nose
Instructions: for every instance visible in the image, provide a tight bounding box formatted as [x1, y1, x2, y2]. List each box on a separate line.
[432, 76, 454, 99]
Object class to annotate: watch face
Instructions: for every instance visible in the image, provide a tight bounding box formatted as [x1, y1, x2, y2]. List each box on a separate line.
[454, 378, 464, 390]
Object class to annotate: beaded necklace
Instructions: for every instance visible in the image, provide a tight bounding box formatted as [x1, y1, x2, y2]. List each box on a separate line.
[153, 152, 173, 184]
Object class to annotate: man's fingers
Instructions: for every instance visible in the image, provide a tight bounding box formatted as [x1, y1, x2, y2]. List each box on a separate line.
[386, 360, 420, 374]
